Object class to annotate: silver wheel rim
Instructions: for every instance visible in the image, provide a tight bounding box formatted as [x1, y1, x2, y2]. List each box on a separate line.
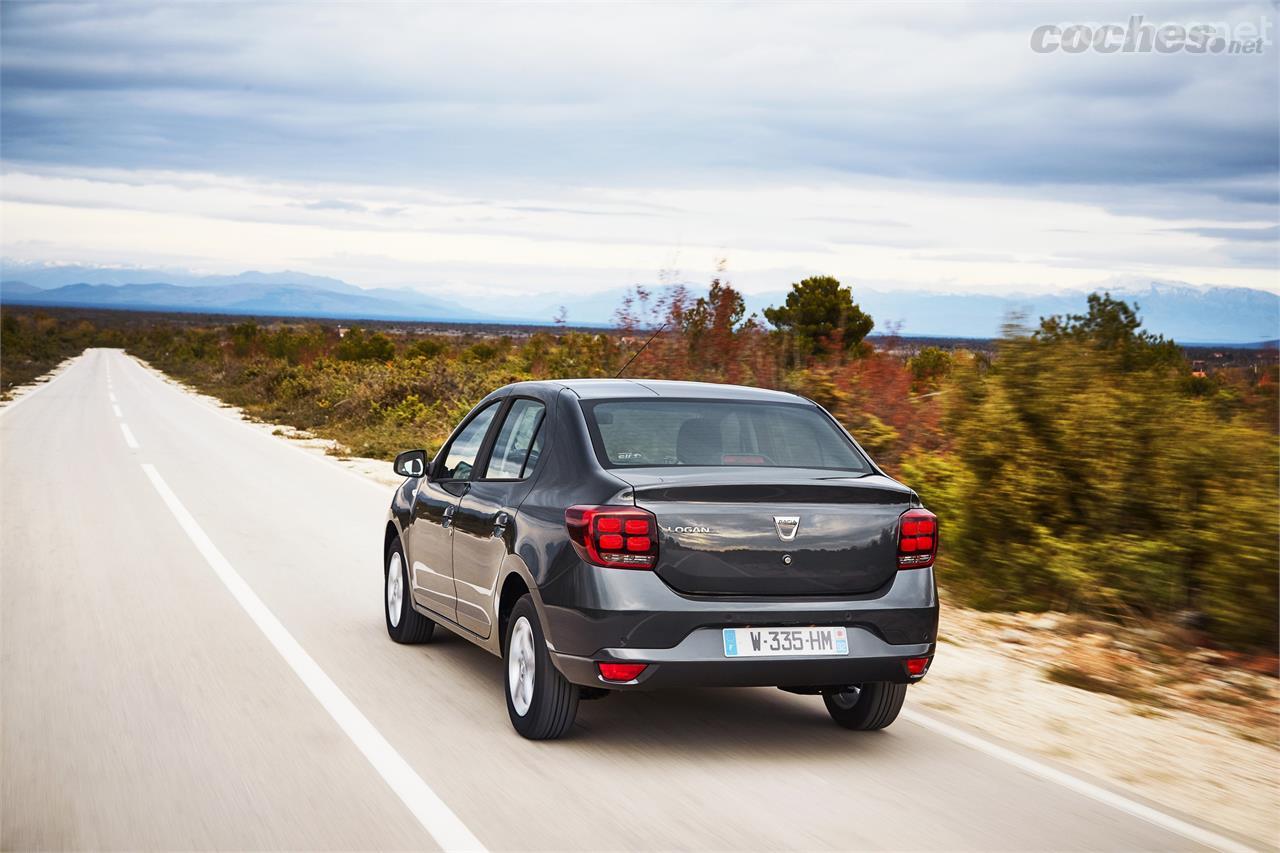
[387, 552, 404, 628]
[830, 686, 861, 710]
[508, 616, 536, 717]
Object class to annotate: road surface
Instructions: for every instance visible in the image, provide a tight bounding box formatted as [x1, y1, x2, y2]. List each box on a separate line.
[0, 349, 1256, 851]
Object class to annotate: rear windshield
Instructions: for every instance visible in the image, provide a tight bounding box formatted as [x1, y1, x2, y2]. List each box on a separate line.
[583, 399, 872, 472]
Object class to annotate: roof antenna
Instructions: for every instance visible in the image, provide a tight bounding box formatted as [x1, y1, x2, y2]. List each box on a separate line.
[615, 322, 667, 378]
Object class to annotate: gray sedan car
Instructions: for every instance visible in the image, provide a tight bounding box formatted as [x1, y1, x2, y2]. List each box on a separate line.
[384, 379, 938, 739]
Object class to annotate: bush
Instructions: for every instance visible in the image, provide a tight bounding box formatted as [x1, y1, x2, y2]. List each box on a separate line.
[336, 328, 395, 362]
[906, 300, 1279, 646]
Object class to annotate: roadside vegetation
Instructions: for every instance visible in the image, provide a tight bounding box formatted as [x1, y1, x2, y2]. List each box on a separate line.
[0, 311, 106, 389]
[1, 277, 1276, 652]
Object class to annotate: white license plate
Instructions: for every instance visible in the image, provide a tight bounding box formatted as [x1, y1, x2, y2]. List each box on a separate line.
[722, 627, 849, 658]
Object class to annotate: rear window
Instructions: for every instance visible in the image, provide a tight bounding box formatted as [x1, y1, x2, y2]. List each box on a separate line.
[583, 399, 871, 472]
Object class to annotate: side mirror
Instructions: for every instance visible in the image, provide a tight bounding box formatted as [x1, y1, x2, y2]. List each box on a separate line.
[394, 449, 428, 479]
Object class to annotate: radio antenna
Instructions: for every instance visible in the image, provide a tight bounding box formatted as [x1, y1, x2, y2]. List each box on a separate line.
[614, 322, 667, 378]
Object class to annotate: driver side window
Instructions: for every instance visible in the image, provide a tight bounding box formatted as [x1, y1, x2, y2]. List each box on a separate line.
[437, 401, 500, 480]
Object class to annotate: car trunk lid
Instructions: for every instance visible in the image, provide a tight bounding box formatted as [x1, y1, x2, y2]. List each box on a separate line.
[615, 468, 913, 596]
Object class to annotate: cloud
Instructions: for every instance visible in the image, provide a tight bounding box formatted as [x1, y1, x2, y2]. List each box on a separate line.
[299, 199, 369, 213]
[1174, 224, 1280, 241]
[2, 1, 1274, 206]
[2, 164, 1275, 297]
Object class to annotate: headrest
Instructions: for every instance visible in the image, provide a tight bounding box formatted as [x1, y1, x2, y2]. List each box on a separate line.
[676, 417, 722, 465]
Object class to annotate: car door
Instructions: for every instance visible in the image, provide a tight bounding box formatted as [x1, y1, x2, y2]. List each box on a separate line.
[409, 399, 502, 622]
[451, 397, 548, 637]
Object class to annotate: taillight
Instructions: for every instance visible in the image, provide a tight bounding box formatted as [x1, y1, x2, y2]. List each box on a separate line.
[897, 508, 937, 569]
[566, 505, 659, 568]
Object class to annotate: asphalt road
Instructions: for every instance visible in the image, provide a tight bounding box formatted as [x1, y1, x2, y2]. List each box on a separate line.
[0, 349, 1255, 851]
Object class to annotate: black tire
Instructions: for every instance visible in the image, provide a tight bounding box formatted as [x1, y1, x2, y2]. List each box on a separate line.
[384, 535, 435, 644]
[504, 595, 579, 740]
[823, 682, 907, 730]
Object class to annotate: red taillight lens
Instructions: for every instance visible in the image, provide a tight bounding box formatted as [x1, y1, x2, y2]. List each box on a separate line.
[905, 656, 930, 676]
[566, 505, 659, 568]
[597, 662, 648, 682]
[897, 508, 937, 569]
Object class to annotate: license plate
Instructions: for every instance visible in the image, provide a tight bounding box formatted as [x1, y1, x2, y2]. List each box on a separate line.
[722, 627, 849, 658]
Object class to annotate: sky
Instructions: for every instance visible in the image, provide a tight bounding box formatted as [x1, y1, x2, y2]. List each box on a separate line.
[1, 1, 1277, 300]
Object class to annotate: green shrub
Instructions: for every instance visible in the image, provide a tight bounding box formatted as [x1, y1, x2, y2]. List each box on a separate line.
[905, 298, 1279, 646]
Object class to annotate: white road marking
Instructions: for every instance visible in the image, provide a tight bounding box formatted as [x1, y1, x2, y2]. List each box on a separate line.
[119, 423, 139, 449]
[901, 710, 1255, 853]
[140, 463, 486, 853]
[109, 392, 117, 403]
[112, 404, 123, 418]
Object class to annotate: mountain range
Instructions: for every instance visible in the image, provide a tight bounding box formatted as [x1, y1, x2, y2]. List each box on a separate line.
[0, 265, 484, 323]
[1, 263, 1276, 344]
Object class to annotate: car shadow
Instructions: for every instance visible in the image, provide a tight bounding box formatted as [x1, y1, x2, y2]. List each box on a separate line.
[414, 625, 906, 757]
[572, 687, 900, 757]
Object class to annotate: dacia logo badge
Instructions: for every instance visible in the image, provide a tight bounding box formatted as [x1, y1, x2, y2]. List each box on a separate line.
[773, 515, 800, 542]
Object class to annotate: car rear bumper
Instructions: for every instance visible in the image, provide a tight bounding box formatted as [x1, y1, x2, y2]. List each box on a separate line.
[538, 563, 938, 689]
[551, 626, 934, 689]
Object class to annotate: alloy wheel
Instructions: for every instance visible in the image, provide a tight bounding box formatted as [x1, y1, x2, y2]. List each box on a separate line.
[508, 616, 536, 716]
[386, 551, 404, 628]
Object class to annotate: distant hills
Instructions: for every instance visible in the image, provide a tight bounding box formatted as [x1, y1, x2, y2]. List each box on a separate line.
[1, 262, 1276, 345]
[4, 264, 358, 293]
[0, 265, 486, 323]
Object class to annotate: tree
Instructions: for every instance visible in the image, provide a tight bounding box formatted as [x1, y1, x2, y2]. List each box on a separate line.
[680, 279, 749, 338]
[908, 346, 954, 391]
[1036, 292, 1181, 370]
[764, 276, 874, 359]
[336, 327, 395, 362]
[610, 272, 775, 387]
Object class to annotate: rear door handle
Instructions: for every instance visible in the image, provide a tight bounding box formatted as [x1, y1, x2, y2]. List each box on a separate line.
[492, 511, 511, 538]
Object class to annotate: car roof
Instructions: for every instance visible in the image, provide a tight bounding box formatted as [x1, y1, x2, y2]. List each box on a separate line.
[501, 378, 808, 403]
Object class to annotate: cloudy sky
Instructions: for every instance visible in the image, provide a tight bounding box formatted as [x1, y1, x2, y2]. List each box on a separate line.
[1, 1, 1276, 299]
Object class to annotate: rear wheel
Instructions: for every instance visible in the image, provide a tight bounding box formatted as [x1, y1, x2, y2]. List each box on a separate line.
[504, 595, 578, 740]
[384, 536, 435, 644]
[823, 682, 906, 730]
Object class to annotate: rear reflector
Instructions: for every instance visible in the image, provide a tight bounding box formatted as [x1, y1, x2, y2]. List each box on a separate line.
[597, 662, 648, 682]
[897, 508, 938, 569]
[905, 656, 930, 676]
[566, 505, 659, 568]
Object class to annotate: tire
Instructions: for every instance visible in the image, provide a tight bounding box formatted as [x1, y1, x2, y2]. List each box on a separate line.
[823, 682, 907, 730]
[384, 535, 435, 644]
[504, 595, 579, 740]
